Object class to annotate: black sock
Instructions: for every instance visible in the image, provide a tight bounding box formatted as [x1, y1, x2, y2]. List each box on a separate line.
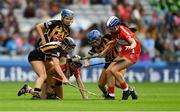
[34, 88, 41, 92]
[55, 82, 62, 86]
[103, 91, 108, 95]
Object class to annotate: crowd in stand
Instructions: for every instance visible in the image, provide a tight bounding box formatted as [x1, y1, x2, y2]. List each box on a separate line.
[0, 0, 179, 62]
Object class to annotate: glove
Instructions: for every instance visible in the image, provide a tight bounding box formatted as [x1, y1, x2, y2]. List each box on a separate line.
[72, 55, 81, 61]
[93, 53, 104, 58]
[92, 53, 99, 57]
[62, 78, 70, 85]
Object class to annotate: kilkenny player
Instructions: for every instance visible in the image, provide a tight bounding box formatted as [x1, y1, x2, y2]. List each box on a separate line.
[35, 9, 74, 47]
[84, 30, 119, 100]
[17, 37, 76, 100]
[18, 57, 88, 100]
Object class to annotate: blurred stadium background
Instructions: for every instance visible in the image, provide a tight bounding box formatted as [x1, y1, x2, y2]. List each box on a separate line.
[0, 0, 179, 83]
[0, 0, 180, 111]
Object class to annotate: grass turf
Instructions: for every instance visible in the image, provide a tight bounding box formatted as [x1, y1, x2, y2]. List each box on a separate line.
[0, 82, 180, 111]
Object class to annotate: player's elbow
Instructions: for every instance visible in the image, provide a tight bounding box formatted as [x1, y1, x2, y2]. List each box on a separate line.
[40, 73, 47, 80]
[35, 23, 40, 29]
[36, 23, 44, 31]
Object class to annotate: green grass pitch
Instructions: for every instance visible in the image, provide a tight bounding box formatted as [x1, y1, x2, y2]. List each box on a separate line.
[0, 82, 180, 111]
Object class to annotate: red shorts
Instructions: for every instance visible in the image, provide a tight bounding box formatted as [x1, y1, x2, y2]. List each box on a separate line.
[119, 45, 141, 63]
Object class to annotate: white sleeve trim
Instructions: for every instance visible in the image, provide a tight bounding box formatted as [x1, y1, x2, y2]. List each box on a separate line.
[120, 26, 130, 35]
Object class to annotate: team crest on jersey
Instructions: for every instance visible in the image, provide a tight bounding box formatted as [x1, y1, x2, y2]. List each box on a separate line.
[48, 21, 52, 25]
[56, 27, 60, 31]
[57, 52, 60, 57]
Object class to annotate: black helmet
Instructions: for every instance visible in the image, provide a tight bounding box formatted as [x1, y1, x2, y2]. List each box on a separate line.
[61, 37, 76, 52]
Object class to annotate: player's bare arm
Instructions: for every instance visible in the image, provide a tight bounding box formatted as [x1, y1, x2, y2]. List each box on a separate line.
[84, 54, 91, 67]
[125, 37, 136, 50]
[52, 57, 69, 84]
[76, 77, 88, 99]
[36, 23, 46, 45]
[99, 39, 115, 57]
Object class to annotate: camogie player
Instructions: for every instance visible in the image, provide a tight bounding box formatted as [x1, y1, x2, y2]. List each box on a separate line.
[35, 9, 74, 47]
[17, 37, 76, 100]
[45, 56, 88, 100]
[84, 30, 120, 100]
[17, 57, 88, 100]
[101, 16, 140, 100]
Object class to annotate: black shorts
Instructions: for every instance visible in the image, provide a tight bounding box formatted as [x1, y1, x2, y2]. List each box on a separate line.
[104, 58, 114, 69]
[28, 49, 45, 62]
[104, 62, 111, 69]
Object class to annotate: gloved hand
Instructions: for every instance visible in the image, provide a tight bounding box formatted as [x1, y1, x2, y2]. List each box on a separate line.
[83, 61, 90, 67]
[92, 53, 99, 57]
[62, 77, 70, 85]
[72, 55, 81, 61]
[93, 53, 104, 58]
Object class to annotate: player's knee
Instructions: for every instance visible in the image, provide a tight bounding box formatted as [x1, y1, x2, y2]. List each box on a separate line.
[111, 67, 122, 77]
[106, 73, 113, 79]
[40, 74, 47, 80]
[106, 68, 112, 75]
[111, 68, 116, 75]
[98, 83, 103, 89]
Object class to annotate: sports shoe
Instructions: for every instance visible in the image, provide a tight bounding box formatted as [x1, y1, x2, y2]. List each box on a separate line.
[121, 90, 131, 100]
[47, 93, 57, 99]
[129, 87, 138, 100]
[32, 92, 41, 100]
[104, 93, 115, 100]
[17, 84, 28, 96]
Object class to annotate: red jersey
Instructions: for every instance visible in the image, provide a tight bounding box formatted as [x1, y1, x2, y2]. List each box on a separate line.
[60, 64, 80, 78]
[111, 25, 141, 63]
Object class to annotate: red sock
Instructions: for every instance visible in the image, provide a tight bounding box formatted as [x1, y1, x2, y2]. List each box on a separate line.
[108, 86, 115, 96]
[120, 81, 128, 91]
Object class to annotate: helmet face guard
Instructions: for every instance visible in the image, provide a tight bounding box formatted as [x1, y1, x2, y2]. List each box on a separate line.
[61, 44, 75, 52]
[108, 26, 119, 32]
[88, 39, 101, 47]
[61, 37, 76, 52]
[87, 30, 102, 46]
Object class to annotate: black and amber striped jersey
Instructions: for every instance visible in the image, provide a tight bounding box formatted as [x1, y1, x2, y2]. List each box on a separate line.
[36, 20, 70, 47]
[38, 42, 67, 61]
[88, 34, 119, 61]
